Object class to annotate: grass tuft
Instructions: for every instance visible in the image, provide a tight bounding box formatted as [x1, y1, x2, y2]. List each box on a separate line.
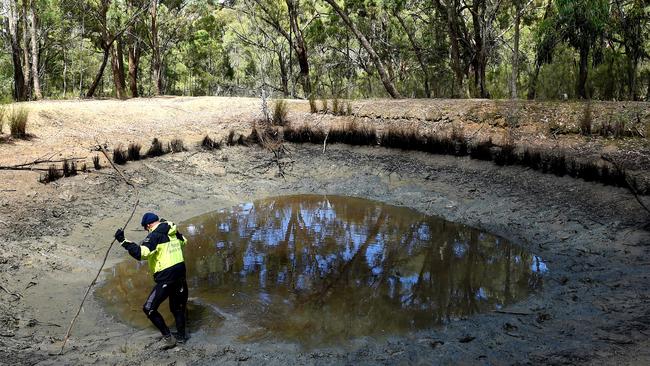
[201, 135, 221, 150]
[9, 106, 28, 138]
[283, 124, 326, 144]
[320, 98, 328, 113]
[39, 164, 62, 184]
[328, 121, 377, 146]
[379, 126, 426, 150]
[146, 138, 165, 157]
[92, 155, 101, 170]
[113, 145, 128, 165]
[127, 143, 142, 161]
[272, 99, 289, 126]
[309, 94, 318, 113]
[169, 138, 185, 153]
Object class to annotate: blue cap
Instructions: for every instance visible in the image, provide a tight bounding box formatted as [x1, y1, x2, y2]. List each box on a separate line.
[141, 212, 159, 227]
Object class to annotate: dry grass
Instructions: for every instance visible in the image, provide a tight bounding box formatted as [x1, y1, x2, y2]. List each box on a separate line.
[127, 143, 142, 161]
[169, 138, 185, 153]
[272, 100, 289, 126]
[113, 145, 128, 165]
[201, 135, 221, 150]
[327, 121, 377, 146]
[9, 106, 28, 138]
[146, 138, 165, 157]
[92, 155, 101, 170]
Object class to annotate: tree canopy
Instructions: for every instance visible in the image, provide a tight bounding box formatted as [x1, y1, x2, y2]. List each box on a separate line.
[0, 0, 649, 101]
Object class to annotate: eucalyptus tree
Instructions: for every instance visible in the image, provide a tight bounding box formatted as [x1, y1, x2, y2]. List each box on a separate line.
[554, 0, 608, 99]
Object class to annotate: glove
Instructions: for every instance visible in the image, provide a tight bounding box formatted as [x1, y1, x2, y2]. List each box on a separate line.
[114, 228, 125, 243]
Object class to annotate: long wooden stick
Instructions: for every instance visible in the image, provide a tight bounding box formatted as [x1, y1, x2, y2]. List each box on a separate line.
[59, 144, 139, 354]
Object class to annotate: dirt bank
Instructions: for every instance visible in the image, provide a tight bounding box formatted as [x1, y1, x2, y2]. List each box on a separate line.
[0, 97, 649, 365]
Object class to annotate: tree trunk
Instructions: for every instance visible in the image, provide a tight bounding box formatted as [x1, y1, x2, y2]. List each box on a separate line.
[527, 63, 541, 100]
[4, 0, 27, 101]
[128, 43, 140, 97]
[111, 37, 127, 99]
[86, 46, 111, 98]
[28, 0, 41, 99]
[510, 2, 521, 99]
[20, 0, 30, 99]
[286, 0, 311, 97]
[323, 0, 401, 98]
[277, 51, 289, 97]
[577, 45, 589, 99]
[394, 11, 430, 98]
[151, 0, 162, 96]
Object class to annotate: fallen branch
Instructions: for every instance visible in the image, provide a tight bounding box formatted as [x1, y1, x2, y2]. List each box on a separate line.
[493, 310, 532, 316]
[59, 144, 139, 355]
[0, 284, 22, 300]
[322, 130, 330, 153]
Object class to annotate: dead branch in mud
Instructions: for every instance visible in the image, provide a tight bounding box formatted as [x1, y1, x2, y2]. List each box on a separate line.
[0, 284, 22, 301]
[59, 143, 139, 355]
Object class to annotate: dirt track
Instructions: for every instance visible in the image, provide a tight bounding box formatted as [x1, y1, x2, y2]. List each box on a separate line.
[1, 97, 649, 365]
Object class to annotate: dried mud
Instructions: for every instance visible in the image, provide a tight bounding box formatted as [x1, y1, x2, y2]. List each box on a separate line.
[0, 97, 649, 365]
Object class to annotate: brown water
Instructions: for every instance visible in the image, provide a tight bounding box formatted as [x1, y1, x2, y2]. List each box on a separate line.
[97, 195, 546, 346]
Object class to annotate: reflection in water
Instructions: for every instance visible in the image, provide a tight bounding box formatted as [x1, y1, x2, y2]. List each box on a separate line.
[98, 195, 544, 346]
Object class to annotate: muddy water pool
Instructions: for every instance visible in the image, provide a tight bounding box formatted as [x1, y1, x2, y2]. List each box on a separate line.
[97, 195, 546, 347]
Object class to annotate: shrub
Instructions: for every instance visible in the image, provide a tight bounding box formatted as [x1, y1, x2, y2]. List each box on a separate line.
[113, 145, 128, 165]
[201, 135, 221, 150]
[272, 99, 289, 126]
[127, 143, 142, 161]
[169, 138, 185, 153]
[346, 102, 353, 116]
[39, 164, 62, 184]
[69, 161, 78, 176]
[92, 155, 102, 170]
[146, 138, 165, 157]
[9, 106, 28, 138]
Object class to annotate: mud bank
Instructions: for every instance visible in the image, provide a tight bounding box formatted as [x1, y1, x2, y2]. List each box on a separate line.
[1, 141, 649, 365]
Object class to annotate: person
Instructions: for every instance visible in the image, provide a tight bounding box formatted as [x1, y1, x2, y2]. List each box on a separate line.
[114, 212, 188, 349]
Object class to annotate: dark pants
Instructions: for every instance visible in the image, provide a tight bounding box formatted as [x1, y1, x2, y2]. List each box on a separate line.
[143, 279, 188, 338]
